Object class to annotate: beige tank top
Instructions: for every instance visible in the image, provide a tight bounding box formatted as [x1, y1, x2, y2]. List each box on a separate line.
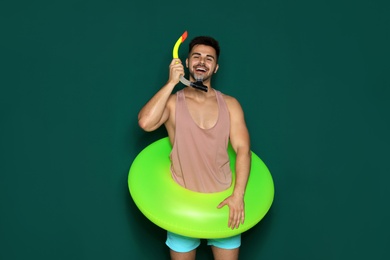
[170, 89, 232, 193]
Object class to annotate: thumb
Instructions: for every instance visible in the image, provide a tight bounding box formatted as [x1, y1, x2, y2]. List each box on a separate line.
[217, 199, 227, 209]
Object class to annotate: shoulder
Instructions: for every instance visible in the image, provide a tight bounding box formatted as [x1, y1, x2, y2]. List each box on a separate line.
[166, 90, 184, 116]
[220, 92, 243, 111]
[166, 92, 178, 109]
[168, 89, 183, 104]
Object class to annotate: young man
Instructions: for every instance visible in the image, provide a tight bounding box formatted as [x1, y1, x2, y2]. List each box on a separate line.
[138, 36, 251, 260]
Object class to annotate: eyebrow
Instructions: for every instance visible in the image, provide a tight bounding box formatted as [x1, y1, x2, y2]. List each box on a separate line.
[191, 52, 216, 60]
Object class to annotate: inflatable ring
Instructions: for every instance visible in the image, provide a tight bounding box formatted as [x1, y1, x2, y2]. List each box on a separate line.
[128, 137, 274, 239]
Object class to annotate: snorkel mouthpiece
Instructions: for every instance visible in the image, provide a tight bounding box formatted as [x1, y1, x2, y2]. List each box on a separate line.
[191, 75, 208, 92]
[190, 80, 208, 92]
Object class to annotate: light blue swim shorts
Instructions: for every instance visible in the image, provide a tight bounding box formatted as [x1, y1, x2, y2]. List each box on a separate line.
[166, 231, 241, 253]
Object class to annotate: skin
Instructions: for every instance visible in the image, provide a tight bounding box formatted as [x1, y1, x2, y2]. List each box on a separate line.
[138, 44, 251, 260]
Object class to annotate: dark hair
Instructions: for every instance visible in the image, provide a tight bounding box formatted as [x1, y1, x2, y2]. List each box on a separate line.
[188, 36, 220, 60]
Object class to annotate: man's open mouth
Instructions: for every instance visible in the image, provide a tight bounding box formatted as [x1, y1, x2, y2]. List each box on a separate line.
[195, 66, 208, 72]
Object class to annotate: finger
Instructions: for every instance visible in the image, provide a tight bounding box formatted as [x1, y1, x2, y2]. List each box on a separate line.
[228, 208, 234, 228]
[237, 213, 243, 228]
[170, 65, 184, 76]
[235, 210, 244, 228]
[234, 212, 240, 229]
[172, 66, 184, 74]
[170, 63, 182, 70]
[171, 58, 182, 65]
[232, 210, 244, 229]
[217, 200, 227, 209]
[230, 210, 239, 229]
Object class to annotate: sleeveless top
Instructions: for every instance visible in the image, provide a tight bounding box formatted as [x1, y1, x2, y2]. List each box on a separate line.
[170, 89, 232, 193]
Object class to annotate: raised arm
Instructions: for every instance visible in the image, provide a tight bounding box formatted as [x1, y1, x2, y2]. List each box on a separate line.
[218, 96, 251, 229]
[138, 59, 184, 132]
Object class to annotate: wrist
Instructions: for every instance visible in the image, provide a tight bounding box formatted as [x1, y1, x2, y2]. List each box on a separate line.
[165, 80, 178, 89]
[233, 190, 245, 198]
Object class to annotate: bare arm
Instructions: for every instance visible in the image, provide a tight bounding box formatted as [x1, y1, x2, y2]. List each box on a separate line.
[218, 96, 251, 229]
[138, 59, 184, 132]
[229, 98, 251, 200]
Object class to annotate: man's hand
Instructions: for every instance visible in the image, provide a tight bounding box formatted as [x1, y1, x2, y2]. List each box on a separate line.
[217, 194, 245, 229]
[168, 59, 184, 85]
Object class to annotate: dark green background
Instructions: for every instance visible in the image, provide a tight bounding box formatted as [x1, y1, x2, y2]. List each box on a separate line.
[1, 0, 389, 259]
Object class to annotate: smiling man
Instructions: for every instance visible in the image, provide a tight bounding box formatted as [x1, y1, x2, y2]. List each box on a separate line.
[138, 36, 251, 260]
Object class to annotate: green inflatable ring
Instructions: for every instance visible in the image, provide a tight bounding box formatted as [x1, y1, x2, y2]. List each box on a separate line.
[128, 137, 274, 239]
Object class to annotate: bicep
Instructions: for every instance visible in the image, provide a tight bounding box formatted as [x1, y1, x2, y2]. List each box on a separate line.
[145, 95, 175, 132]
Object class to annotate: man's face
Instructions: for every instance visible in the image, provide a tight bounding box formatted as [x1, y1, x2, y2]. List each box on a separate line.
[186, 44, 219, 82]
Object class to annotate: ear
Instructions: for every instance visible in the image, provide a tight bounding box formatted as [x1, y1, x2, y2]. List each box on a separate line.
[214, 64, 219, 74]
[186, 58, 188, 68]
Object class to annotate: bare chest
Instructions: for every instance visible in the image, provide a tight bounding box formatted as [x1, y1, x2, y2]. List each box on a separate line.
[185, 98, 219, 129]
